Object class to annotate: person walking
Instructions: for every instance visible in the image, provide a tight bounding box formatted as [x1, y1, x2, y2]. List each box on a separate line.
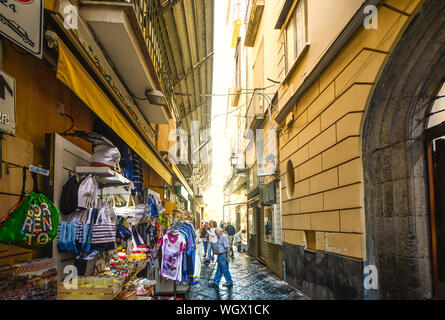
[205, 221, 218, 263]
[234, 229, 246, 253]
[208, 227, 234, 288]
[224, 223, 236, 259]
[201, 222, 209, 259]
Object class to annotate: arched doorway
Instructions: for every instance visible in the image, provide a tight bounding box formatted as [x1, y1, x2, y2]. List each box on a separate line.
[362, 0, 445, 299]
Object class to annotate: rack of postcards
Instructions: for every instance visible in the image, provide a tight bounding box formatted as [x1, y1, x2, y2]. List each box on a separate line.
[56, 167, 161, 300]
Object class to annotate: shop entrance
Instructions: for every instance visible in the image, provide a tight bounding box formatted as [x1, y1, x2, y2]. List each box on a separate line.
[427, 137, 445, 298]
[425, 81, 445, 299]
[361, 0, 445, 299]
[259, 206, 268, 263]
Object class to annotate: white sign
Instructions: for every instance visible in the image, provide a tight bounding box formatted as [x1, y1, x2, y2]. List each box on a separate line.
[29, 165, 49, 176]
[0, 70, 16, 136]
[0, 0, 44, 58]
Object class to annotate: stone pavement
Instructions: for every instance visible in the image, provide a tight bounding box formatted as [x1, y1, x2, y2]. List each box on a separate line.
[186, 243, 308, 300]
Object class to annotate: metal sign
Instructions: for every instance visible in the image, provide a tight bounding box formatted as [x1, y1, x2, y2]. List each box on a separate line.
[0, 70, 16, 136]
[0, 0, 44, 58]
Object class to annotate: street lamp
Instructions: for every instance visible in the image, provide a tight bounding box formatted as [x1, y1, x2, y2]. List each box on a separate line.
[145, 89, 167, 106]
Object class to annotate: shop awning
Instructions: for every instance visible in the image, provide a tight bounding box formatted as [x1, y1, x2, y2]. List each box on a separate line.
[56, 40, 173, 185]
[171, 164, 194, 198]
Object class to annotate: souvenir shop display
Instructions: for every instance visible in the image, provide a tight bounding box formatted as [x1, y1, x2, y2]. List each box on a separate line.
[121, 147, 144, 201]
[0, 171, 60, 250]
[55, 138, 161, 300]
[122, 278, 156, 298]
[156, 212, 201, 289]
[0, 258, 58, 300]
[0, 129, 185, 300]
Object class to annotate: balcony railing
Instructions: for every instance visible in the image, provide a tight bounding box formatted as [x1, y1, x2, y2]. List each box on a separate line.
[92, 0, 177, 116]
[246, 91, 265, 130]
[244, 0, 265, 47]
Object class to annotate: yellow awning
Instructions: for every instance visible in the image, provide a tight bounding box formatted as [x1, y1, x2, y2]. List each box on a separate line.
[171, 164, 194, 198]
[56, 40, 173, 185]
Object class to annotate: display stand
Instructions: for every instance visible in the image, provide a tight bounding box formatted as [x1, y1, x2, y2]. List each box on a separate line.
[153, 210, 191, 298]
[75, 167, 130, 186]
[58, 262, 147, 300]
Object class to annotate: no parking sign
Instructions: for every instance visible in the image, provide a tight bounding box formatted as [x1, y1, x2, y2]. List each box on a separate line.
[0, 0, 44, 58]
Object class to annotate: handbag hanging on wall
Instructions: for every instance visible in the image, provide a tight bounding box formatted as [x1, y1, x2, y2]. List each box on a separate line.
[74, 210, 98, 276]
[90, 206, 116, 252]
[0, 169, 60, 249]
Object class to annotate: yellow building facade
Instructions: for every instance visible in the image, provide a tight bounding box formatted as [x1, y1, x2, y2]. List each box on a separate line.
[241, 0, 445, 299]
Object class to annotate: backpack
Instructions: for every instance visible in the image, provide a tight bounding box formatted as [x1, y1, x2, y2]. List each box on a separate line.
[0, 192, 60, 249]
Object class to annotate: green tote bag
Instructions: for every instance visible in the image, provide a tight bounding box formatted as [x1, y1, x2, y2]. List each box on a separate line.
[0, 192, 60, 249]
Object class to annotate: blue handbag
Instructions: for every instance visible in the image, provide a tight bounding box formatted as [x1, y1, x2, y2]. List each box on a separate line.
[57, 221, 69, 252]
[57, 221, 79, 253]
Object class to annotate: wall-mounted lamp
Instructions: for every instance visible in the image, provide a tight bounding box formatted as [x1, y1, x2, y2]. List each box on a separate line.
[145, 89, 167, 106]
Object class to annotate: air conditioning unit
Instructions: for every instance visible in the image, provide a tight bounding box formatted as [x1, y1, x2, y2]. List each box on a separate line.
[259, 182, 276, 206]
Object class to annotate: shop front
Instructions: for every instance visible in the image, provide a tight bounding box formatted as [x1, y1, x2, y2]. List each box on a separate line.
[0, 7, 201, 300]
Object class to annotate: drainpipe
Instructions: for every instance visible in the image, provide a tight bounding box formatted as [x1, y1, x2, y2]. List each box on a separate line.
[282, 260, 287, 283]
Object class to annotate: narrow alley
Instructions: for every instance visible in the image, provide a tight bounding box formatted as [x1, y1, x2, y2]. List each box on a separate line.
[0, 0, 444, 306]
[186, 244, 308, 300]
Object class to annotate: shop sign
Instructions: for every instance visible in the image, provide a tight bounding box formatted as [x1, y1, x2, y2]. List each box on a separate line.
[0, 0, 44, 58]
[176, 185, 188, 200]
[0, 71, 16, 136]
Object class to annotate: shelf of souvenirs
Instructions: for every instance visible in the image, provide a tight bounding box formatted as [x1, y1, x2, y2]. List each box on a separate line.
[57, 256, 152, 300]
[75, 166, 131, 187]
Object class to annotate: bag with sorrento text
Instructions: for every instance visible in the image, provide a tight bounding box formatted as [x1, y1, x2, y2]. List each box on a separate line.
[0, 192, 60, 249]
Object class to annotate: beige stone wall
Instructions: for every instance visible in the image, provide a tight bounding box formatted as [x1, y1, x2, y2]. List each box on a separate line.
[279, 0, 424, 259]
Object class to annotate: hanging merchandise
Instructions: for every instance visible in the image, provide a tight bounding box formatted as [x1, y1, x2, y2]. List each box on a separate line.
[58, 209, 94, 253]
[121, 146, 144, 200]
[157, 217, 198, 283]
[90, 206, 117, 252]
[57, 220, 79, 253]
[116, 216, 132, 242]
[74, 212, 98, 276]
[60, 175, 81, 215]
[191, 248, 201, 286]
[78, 175, 99, 209]
[133, 155, 144, 203]
[158, 228, 187, 281]
[74, 250, 100, 276]
[148, 194, 159, 218]
[129, 226, 148, 261]
[0, 171, 60, 249]
[90, 144, 122, 172]
[177, 221, 197, 283]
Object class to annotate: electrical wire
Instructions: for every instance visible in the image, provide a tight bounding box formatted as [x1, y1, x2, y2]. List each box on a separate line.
[60, 113, 75, 134]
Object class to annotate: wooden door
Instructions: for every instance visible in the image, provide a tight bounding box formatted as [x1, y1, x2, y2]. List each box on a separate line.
[428, 139, 445, 298]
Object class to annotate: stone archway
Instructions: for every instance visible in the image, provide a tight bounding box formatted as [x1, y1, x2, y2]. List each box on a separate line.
[362, 0, 445, 299]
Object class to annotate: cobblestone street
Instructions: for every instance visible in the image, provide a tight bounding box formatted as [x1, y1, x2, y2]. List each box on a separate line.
[186, 244, 308, 300]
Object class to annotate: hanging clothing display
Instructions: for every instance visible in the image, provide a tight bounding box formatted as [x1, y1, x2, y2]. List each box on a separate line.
[157, 218, 199, 285]
[158, 229, 187, 281]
